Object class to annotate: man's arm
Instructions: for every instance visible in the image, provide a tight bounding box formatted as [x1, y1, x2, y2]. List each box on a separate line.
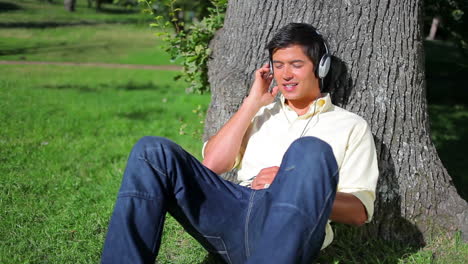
[330, 192, 368, 226]
[202, 64, 279, 174]
[330, 120, 379, 227]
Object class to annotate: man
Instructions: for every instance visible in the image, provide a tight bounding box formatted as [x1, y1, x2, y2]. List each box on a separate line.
[102, 23, 379, 264]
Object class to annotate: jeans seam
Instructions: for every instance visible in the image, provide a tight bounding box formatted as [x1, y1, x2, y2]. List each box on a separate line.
[138, 155, 168, 178]
[203, 235, 233, 264]
[152, 205, 166, 254]
[244, 191, 256, 258]
[118, 191, 156, 200]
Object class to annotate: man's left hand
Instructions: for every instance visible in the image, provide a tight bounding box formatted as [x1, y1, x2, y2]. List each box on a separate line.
[251, 166, 280, 190]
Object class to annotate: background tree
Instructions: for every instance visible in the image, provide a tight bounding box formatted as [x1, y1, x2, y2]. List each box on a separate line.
[64, 0, 76, 12]
[424, 0, 467, 48]
[204, 0, 468, 244]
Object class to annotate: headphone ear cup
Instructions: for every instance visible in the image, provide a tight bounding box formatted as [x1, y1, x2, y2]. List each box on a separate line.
[318, 54, 331, 79]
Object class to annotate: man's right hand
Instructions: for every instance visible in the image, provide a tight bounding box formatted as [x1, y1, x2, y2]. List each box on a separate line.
[245, 63, 279, 108]
[203, 64, 279, 174]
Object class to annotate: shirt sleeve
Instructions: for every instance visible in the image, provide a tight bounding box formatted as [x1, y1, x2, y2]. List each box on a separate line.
[337, 120, 379, 222]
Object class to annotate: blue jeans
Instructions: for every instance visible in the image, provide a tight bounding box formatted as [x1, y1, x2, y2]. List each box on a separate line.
[101, 136, 338, 264]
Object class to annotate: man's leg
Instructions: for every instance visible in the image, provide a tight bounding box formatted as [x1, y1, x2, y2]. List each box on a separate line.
[101, 136, 249, 264]
[246, 137, 339, 264]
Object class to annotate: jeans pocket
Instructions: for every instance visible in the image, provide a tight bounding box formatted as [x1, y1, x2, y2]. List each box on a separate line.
[203, 235, 232, 264]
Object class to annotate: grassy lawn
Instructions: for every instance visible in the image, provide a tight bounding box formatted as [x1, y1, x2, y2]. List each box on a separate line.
[0, 0, 152, 25]
[0, 65, 211, 263]
[1, 1, 467, 263]
[0, 24, 173, 65]
[0, 0, 174, 65]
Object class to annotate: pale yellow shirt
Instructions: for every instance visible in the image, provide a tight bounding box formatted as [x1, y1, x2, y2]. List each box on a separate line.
[204, 93, 379, 249]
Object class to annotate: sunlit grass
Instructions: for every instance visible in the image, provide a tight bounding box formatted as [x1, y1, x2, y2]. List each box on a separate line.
[0, 0, 151, 25]
[0, 65, 210, 263]
[0, 24, 172, 65]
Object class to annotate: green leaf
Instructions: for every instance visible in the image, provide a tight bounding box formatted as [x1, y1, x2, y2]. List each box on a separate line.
[452, 9, 464, 21]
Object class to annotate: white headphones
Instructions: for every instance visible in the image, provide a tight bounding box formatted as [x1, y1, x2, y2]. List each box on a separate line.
[315, 30, 331, 79]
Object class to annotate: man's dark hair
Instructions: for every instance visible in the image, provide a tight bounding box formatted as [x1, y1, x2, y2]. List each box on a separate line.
[266, 23, 327, 72]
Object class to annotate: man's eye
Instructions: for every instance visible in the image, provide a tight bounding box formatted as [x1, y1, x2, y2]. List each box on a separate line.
[292, 64, 303, 68]
[274, 64, 283, 69]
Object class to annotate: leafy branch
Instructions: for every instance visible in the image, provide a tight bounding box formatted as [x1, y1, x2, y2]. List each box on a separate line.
[140, 0, 228, 93]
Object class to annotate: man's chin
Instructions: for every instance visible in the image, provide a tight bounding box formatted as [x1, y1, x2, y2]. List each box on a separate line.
[282, 93, 300, 101]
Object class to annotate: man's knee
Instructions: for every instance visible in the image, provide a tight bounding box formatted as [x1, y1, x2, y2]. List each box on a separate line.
[133, 136, 178, 155]
[289, 136, 334, 159]
[283, 137, 338, 185]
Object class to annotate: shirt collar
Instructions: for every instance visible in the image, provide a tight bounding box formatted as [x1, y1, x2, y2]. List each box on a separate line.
[280, 93, 332, 119]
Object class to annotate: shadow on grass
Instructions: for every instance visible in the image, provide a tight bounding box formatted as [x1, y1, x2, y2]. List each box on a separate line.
[0, 2, 22, 12]
[425, 40, 468, 201]
[117, 108, 165, 121]
[43, 84, 99, 93]
[113, 82, 169, 91]
[0, 19, 149, 28]
[0, 42, 112, 57]
[429, 105, 468, 200]
[42, 82, 166, 93]
[97, 6, 140, 15]
[318, 224, 423, 264]
[200, 253, 225, 264]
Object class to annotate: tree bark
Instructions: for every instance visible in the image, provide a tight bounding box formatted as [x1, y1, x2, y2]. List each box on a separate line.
[64, 0, 76, 12]
[204, 0, 467, 244]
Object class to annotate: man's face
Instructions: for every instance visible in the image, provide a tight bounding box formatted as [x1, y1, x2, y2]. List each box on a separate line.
[271, 44, 321, 106]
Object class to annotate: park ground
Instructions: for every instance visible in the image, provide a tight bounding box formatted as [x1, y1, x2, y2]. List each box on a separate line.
[0, 1, 467, 263]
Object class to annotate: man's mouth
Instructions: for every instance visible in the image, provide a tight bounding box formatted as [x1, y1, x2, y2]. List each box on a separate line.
[283, 83, 298, 92]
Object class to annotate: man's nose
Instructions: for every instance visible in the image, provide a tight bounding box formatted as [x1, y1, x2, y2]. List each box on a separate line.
[282, 66, 293, 80]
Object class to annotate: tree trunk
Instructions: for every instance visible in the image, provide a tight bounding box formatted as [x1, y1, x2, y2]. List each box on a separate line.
[204, 0, 467, 244]
[64, 0, 76, 12]
[96, 0, 103, 11]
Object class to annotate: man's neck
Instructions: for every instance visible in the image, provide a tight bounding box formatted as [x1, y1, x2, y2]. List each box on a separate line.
[286, 96, 321, 116]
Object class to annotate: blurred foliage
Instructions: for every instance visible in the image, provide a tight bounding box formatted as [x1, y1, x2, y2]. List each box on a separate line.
[139, 0, 227, 94]
[425, 0, 468, 50]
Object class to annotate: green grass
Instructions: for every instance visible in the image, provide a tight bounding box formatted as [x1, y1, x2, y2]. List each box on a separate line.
[0, 0, 176, 65]
[317, 226, 468, 264]
[0, 0, 152, 25]
[0, 24, 172, 65]
[0, 65, 211, 264]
